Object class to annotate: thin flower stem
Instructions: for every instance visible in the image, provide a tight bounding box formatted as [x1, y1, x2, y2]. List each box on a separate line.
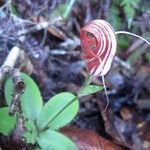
[78, 74, 93, 98]
[102, 75, 109, 113]
[82, 74, 93, 88]
[115, 31, 150, 46]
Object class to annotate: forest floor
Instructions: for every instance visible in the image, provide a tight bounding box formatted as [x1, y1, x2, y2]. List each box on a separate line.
[0, 0, 150, 150]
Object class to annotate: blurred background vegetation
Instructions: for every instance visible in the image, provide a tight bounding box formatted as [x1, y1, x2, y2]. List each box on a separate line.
[0, 1, 150, 150]
[1, 0, 150, 66]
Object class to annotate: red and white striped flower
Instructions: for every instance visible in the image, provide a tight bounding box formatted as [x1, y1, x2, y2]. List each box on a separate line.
[80, 20, 117, 76]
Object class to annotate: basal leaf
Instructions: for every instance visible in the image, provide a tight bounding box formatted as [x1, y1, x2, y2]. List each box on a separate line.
[78, 85, 103, 97]
[37, 92, 79, 130]
[23, 119, 37, 144]
[0, 107, 16, 136]
[37, 129, 76, 150]
[4, 73, 43, 121]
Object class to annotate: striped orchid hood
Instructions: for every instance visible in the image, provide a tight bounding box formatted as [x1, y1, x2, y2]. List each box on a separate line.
[80, 20, 117, 76]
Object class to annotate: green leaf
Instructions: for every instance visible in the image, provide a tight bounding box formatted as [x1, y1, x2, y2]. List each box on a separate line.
[108, 0, 122, 30]
[78, 85, 103, 97]
[4, 73, 43, 121]
[146, 52, 150, 63]
[127, 51, 141, 65]
[33, 147, 41, 150]
[37, 92, 79, 130]
[117, 36, 129, 49]
[63, 0, 76, 19]
[0, 107, 16, 136]
[10, 3, 17, 15]
[37, 129, 76, 150]
[50, 0, 76, 20]
[120, 0, 140, 28]
[23, 119, 37, 144]
[25, 119, 35, 132]
[50, 4, 67, 19]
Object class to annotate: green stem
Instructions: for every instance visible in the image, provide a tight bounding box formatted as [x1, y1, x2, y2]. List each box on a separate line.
[78, 74, 93, 98]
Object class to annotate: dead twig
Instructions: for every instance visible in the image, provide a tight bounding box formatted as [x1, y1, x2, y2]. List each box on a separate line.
[9, 68, 26, 116]
[114, 56, 131, 70]
[10, 68, 26, 144]
[0, 46, 21, 88]
[17, 16, 62, 36]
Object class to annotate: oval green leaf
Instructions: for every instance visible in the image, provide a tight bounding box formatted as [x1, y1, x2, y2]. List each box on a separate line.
[0, 107, 16, 136]
[78, 85, 103, 97]
[4, 73, 43, 121]
[37, 92, 79, 130]
[37, 129, 76, 150]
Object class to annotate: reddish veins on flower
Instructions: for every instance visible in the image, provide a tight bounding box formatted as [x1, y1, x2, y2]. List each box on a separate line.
[80, 19, 117, 77]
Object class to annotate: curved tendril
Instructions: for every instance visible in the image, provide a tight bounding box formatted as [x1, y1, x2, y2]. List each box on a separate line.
[102, 75, 109, 113]
[115, 31, 150, 46]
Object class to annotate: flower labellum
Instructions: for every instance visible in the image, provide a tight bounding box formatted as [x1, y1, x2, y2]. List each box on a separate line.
[80, 20, 117, 76]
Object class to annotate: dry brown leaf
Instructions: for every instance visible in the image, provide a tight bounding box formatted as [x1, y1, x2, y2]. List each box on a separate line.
[60, 127, 123, 150]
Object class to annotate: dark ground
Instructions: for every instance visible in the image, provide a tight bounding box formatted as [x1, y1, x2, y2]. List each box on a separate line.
[0, 0, 150, 150]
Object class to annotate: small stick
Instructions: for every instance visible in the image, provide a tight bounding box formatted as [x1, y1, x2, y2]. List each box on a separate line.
[0, 47, 21, 88]
[9, 68, 26, 116]
[17, 17, 62, 36]
[114, 56, 131, 70]
[10, 68, 26, 143]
